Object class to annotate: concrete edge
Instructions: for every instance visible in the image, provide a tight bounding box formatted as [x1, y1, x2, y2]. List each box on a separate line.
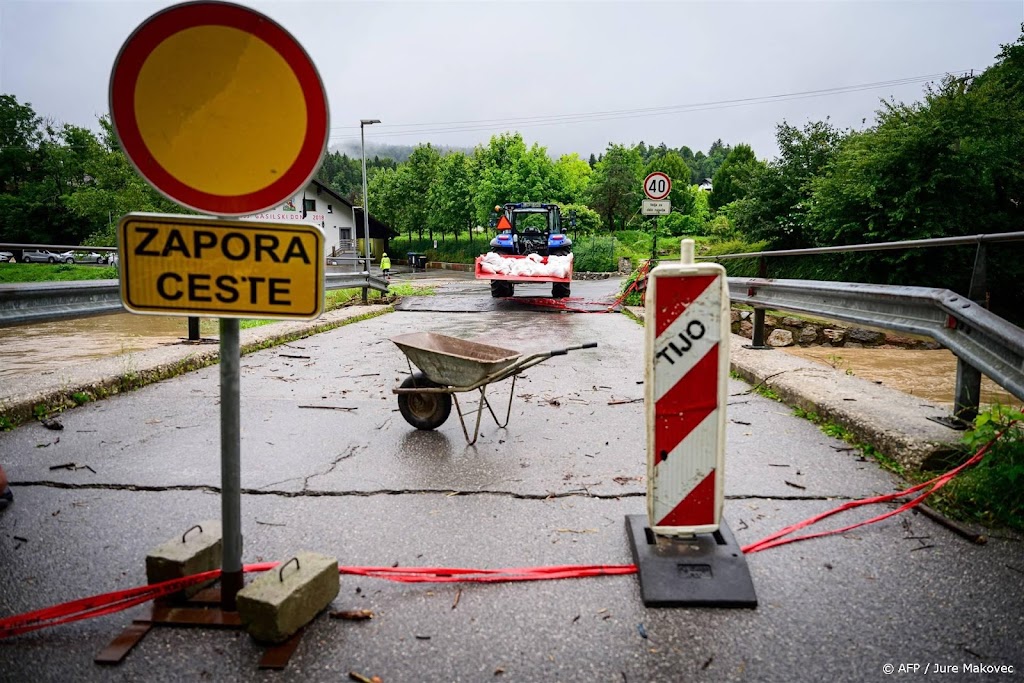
[621, 305, 964, 471]
[0, 304, 393, 429]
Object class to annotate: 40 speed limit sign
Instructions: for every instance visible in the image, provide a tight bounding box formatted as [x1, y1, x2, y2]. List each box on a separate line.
[643, 172, 672, 201]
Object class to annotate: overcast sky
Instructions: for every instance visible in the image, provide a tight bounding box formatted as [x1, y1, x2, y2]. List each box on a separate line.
[2, 0, 1021, 161]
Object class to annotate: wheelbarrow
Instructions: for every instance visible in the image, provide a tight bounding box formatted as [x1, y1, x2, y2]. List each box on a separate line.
[391, 332, 597, 445]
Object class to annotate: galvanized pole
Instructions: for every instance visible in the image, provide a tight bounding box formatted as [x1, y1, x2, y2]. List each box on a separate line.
[220, 318, 243, 610]
[360, 119, 380, 277]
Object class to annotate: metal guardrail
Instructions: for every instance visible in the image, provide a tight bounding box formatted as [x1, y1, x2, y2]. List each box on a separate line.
[729, 278, 1024, 407]
[0, 273, 389, 328]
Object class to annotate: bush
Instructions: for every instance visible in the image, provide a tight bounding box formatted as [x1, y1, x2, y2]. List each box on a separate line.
[927, 406, 1024, 532]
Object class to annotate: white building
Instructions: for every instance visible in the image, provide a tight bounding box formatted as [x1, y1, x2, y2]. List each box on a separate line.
[242, 178, 394, 262]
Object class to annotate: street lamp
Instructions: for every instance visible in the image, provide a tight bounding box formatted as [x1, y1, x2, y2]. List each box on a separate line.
[359, 118, 380, 274]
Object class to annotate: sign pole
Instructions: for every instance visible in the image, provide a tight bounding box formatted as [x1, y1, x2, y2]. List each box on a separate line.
[220, 317, 243, 609]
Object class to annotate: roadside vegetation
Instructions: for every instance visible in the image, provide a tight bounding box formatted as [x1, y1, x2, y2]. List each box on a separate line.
[924, 406, 1023, 533]
[0, 263, 117, 283]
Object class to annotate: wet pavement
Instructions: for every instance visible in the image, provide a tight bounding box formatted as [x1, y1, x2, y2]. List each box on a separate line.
[0, 275, 1021, 682]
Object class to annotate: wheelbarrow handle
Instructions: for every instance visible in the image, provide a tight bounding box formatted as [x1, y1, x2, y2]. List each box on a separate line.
[550, 342, 598, 356]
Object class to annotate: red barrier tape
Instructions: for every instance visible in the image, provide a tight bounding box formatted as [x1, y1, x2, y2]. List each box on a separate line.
[0, 417, 1001, 639]
[0, 563, 636, 640]
[742, 423, 1012, 554]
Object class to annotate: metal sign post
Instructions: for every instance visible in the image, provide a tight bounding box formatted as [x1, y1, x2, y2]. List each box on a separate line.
[107, 0, 329, 623]
[220, 318, 243, 609]
[625, 239, 757, 608]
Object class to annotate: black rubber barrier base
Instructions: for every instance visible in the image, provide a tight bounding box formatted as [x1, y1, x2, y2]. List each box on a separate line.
[625, 515, 757, 608]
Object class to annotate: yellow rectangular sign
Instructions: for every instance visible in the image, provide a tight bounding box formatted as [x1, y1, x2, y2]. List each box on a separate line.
[118, 213, 324, 319]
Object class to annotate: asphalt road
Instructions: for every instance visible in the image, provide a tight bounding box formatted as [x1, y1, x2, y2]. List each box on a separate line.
[0, 276, 1021, 682]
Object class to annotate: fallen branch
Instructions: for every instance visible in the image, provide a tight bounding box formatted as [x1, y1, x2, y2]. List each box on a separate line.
[917, 504, 987, 545]
[298, 405, 358, 411]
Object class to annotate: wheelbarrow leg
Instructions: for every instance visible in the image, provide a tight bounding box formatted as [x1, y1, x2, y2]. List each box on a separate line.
[452, 386, 489, 446]
[481, 375, 517, 429]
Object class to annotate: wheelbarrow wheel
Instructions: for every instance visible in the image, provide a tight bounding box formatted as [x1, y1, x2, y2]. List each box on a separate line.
[398, 373, 452, 431]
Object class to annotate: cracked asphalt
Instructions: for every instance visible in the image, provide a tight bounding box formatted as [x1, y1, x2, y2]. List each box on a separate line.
[0, 275, 1021, 682]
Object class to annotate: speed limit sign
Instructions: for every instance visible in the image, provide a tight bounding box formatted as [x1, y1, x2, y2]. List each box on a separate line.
[643, 172, 672, 201]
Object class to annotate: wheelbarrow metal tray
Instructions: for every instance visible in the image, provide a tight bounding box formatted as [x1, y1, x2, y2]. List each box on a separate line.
[391, 332, 521, 387]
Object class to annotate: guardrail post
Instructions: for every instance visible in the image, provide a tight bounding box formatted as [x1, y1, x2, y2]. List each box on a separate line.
[751, 309, 767, 347]
[953, 361, 981, 425]
[951, 242, 988, 425]
[745, 256, 771, 350]
[362, 286, 368, 305]
[188, 316, 200, 341]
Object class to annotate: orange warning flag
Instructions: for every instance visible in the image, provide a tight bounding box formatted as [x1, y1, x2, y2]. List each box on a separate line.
[496, 215, 512, 231]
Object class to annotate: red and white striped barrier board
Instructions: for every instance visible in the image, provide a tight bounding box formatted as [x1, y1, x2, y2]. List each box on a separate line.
[645, 261, 730, 536]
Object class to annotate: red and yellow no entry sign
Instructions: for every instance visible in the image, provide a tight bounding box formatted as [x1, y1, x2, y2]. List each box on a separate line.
[109, 1, 329, 216]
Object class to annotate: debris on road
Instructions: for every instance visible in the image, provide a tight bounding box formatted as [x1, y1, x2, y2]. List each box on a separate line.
[607, 398, 642, 405]
[784, 480, 807, 490]
[916, 504, 988, 544]
[637, 623, 648, 639]
[40, 418, 63, 430]
[348, 672, 381, 683]
[298, 405, 358, 411]
[452, 589, 461, 610]
[48, 462, 94, 473]
[329, 609, 374, 621]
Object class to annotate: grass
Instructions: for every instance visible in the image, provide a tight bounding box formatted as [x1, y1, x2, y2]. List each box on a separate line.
[0, 263, 118, 283]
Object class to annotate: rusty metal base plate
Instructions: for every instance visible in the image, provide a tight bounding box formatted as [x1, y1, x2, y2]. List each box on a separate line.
[625, 515, 758, 608]
[94, 587, 306, 670]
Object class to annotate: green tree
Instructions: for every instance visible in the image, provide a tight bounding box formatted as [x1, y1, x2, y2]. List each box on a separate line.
[733, 119, 845, 248]
[65, 118, 185, 246]
[404, 144, 441, 240]
[709, 143, 761, 209]
[553, 153, 592, 205]
[427, 151, 474, 242]
[588, 143, 643, 231]
[472, 132, 529, 224]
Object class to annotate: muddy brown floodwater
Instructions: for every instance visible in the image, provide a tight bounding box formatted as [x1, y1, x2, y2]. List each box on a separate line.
[783, 346, 1018, 408]
[0, 313, 221, 379]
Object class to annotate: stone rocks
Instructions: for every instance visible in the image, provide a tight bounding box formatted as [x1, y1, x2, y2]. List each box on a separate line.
[823, 329, 846, 345]
[797, 326, 819, 345]
[848, 328, 885, 344]
[729, 307, 940, 350]
[767, 329, 794, 347]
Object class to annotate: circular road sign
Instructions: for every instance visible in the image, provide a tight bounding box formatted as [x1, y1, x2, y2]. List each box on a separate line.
[643, 172, 672, 201]
[109, 1, 329, 216]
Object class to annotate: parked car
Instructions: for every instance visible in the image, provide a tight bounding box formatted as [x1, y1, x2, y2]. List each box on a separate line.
[21, 249, 66, 263]
[0, 250, 14, 263]
[74, 251, 109, 264]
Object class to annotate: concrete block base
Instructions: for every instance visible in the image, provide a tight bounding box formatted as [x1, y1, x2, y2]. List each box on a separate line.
[237, 551, 340, 644]
[145, 520, 222, 600]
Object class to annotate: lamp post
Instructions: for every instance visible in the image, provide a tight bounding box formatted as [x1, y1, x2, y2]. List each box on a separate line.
[359, 119, 380, 275]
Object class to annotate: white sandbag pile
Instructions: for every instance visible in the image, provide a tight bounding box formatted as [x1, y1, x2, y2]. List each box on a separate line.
[478, 252, 573, 279]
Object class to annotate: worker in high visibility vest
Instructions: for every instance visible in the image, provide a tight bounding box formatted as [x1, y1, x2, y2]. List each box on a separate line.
[380, 252, 391, 281]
